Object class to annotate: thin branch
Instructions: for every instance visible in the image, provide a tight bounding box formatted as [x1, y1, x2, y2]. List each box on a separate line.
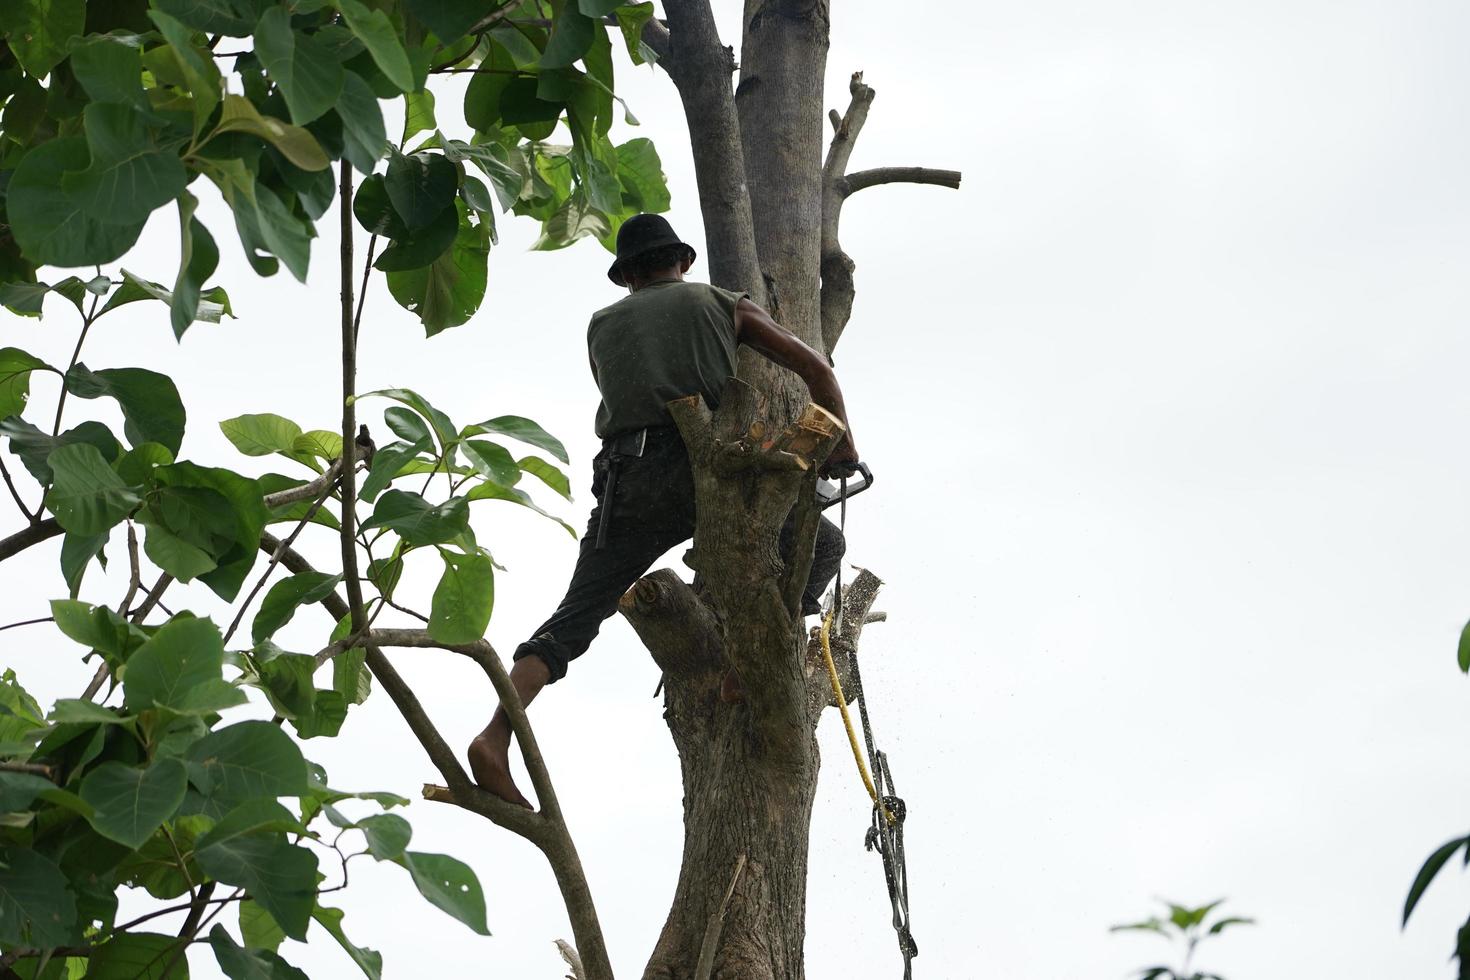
[0, 518, 61, 562]
[223, 460, 343, 646]
[262, 458, 344, 510]
[842, 166, 963, 195]
[352, 235, 377, 349]
[109, 887, 241, 936]
[0, 455, 32, 521]
[0, 616, 52, 633]
[0, 760, 55, 778]
[118, 524, 141, 617]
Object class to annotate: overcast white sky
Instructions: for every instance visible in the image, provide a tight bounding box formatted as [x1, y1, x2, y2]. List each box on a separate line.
[6, 0, 1470, 977]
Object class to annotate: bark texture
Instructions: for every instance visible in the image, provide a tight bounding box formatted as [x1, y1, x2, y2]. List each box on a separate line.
[620, 4, 959, 977]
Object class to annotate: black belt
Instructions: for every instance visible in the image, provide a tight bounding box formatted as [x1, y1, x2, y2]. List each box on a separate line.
[595, 427, 651, 549]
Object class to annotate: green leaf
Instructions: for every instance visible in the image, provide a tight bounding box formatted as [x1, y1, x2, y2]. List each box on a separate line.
[373, 204, 458, 271]
[395, 851, 489, 935]
[256, 652, 318, 722]
[78, 931, 180, 979]
[541, 6, 594, 69]
[99, 269, 230, 327]
[149, 8, 224, 134]
[401, 89, 437, 145]
[362, 490, 470, 546]
[616, 137, 670, 212]
[215, 94, 331, 172]
[312, 904, 383, 980]
[351, 173, 410, 238]
[45, 442, 139, 536]
[64, 363, 186, 455]
[465, 415, 568, 463]
[359, 436, 431, 502]
[188, 720, 308, 803]
[518, 455, 571, 500]
[467, 480, 576, 536]
[254, 7, 345, 124]
[2, 416, 117, 484]
[383, 407, 434, 446]
[49, 598, 136, 658]
[69, 33, 148, 110]
[0, 771, 55, 811]
[196, 835, 317, 941]
[460, 439, 519, 487]
[2, 0, 85, 76]
[8, 137, 145, 267]
[358, 812, 411, 860]
[533, 195, 611, 251]
[356, 389, 457, 451]
[171, 194, 225, 339]
[460, 174, 494, 214]
[336, 0, 413, 92]
[403, 0, 483, 43]
[0, 847, 77, 947]
[429, 551, 494, 645]
[80, 757, 188, 848]
[60, 529, 109, 596]
[385, 208, 489, 336]
[1207, 916, 1255, 935]
[1457, 619, 1470, 673]
[221, 413, 304, 457]
[195, 799, 302, 852]
[123, 616, 239, 715]
[62, 102, 189, 226]
[152, 462, 269, 602]
[240, 900, 286, 952]
[0, 347, 49, 421]
[152, 0, 255, 35]
[333, 647, 371, 704]
[1405, 835, 1470, 925]
[48, 699, 132, 725]
[614, 2, 656, 64]
[338, 70, 388, 174]
[254, 572, 343, 644]
[384, 149, 458, 231]
[141, 519, 217, 582]
[292, 429, 343, 462]
[208, 923, 308, 980]
[579, 0, 624, 14]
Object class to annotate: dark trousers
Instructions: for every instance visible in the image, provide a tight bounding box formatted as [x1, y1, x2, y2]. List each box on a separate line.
[514, 428, 845, 682]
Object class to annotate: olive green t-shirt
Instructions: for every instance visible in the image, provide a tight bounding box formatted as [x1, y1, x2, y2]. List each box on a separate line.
[587, 279, 745, 440]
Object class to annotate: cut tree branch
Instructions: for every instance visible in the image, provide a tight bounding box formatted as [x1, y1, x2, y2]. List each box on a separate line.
[820, 72, 962, 354]
[0, 518, 60, 562]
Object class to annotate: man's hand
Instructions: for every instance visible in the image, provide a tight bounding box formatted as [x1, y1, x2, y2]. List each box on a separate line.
[821, 438, 860, 479]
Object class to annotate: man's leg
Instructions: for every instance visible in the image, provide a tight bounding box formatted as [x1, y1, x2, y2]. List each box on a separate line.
[468, 448, 695, 805]
[778, 512, 847, 616]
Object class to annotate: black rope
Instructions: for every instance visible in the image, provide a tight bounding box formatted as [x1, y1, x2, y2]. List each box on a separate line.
[835, 474, 917, 978]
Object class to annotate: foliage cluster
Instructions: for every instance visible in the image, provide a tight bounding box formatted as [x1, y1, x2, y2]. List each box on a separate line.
[0, 0, 670, 976]
[1110, 899, 1253, 980]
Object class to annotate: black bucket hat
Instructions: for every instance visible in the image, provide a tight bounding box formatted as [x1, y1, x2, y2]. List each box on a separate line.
[607, 213, 696, 286]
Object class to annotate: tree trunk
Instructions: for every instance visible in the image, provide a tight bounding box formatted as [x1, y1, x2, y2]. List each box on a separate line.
[622, 2, 958, 976]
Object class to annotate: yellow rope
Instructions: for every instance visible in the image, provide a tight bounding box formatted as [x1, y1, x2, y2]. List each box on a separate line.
[820, 610, 895, 826]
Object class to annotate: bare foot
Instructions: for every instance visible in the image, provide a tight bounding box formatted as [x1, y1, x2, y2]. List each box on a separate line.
[467, 730, 533, 809]
[719, 668, 745, 703]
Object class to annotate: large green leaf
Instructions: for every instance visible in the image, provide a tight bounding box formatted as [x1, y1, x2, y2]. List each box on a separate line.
[2, 0, 86, 76]
[373, 204, 458, 271]
[358, 436, 431, 502]
[385, 209, 489, 336]
[362, 490, 469, 546]
[215, 94, 331, 172]
[64, 363, 186, 455]
[465, 415, 569, 463]
[240, 900, 286, 952]
[460, 439, 519, 487]
[1406, 835, 1470, 925]
[123, 616, 245, 716]
[148, 8, 224, 132]
[518, 455, 572, 499]
[69, 33, 149, 110]
[152, 0, 255, 35]
[395, 851, 489, 935]
[358, 812, 412, 860]
[614, 2, 656, 64]
[384, 149, 458, 231]
[221, 413, 304, 457]
[196, 835, 317, 941]
[45, 442, 139, 536]
[171, 195, 226, 339]
[401, 89, 436, 145]
[49, 598, 137, 660]
[0, 771, 55, 811]
[141, 518, 218, 582]
[195, 800, 302, 852]
[403, 0, 484, 44]
[87, 931, 186, 979]
[338, 70, 388, 174]
[336, 0, 413, 92]
[540, 5, 594, 69]
[467, 480, 576, 536]
[429, 551, 494, 645]
[312, 904, 383, 980]
[187, 720, 309, 803]
[355, 388, 457, 450]
[2, 416, 120, 485]
[0, 347, 49, 420]
[62, 102, 189, 226]
[80, 757, 188, 849]
[8, 138, 146, 267]
[253, 572, 343, 645]
[254, 7, 344, 124]
[616, 137, 670, 212]
[0, 846, 77, 947]
[208, 923, 308, 980]
[152, 462, 269, 601]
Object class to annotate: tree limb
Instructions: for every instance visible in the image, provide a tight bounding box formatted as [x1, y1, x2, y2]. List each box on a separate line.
[618, 569, 724, 677]
[820, 73, 962, 353]
[658, 0, 764, 301]
[0, 518, 60, 562]
[842, 166, 963, 195]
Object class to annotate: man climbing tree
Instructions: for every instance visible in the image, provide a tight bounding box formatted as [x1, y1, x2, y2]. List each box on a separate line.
[467, 212, 861, 808]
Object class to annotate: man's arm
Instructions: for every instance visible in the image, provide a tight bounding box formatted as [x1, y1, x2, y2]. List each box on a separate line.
[733, 297, 859, 474]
